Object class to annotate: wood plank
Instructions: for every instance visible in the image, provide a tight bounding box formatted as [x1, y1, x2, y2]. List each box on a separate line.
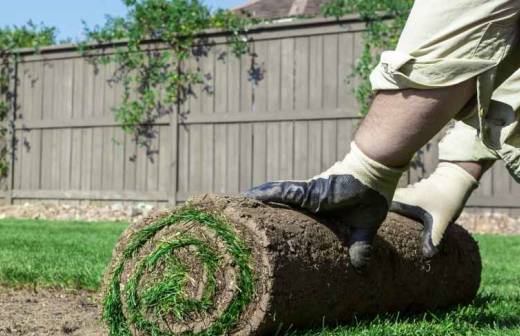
[338, 33, 356, 110]
[177, 124, 189, 194]
[51, 60, 62, 120]
[279, 121, 294, 180]
[20, 131, 31, 190]
[266, 122, 280, 181]
[214, 124, 227, 193]
[102, 127, 114, 190]
[266, 39, 281, 112]
[41, 61, 55, 125]
[91, 128, 103, 190]
[308, 121, 322, 176]
[72, 58, 85, 119]
[61, 60, 74, 190]
[189, 125, 202, 192]
[336, 119, 355, 159]
[252, 123, 267, 185]
[201, 125, 214, 192]
[309, 35, 323, 110]
[18, 62, 31, 121]
[239, 123, 253, 190]
[135, 139, 148, 191]
[293, 121, 308, 179]
[252, 40, 267, 114]
[240, 47, 254, 113]
[226, 124, 240, 193]
[112, 128, 126, 191]
[227, 47, 241, 114]
[187, 56, 202, 117]
[146, 127, 160, 192]
[28, 62, 43, 190]
[15, 130, 25, 190]
[323, 34, 339, 109]
[201, 50, 215, 115]
[14, 61, 27, 191]
[30, 129, 42, 190]
[321, 120, 337, 171]
[93, 61, 106, 117]
[294, 37, 309, 110]
[156, 125, 169, 194]
[80, 128, 93, 190]
[50, 129, 61, 190]
[70, 128, 82, 190]
[214, 45, 228, 114]
[124, 132, 137, 191]
[280, 38, 295, 111]
[40, 130, 53, 190]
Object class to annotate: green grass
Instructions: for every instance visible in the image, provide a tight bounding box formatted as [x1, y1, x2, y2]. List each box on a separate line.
[0, 218, 519, 335]
[0, 218, 128, 290]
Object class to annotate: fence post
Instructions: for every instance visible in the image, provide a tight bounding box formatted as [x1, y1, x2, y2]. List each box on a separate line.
[168, 109, 179, 207]
[5, 57, 18, 205]
[168, 60, 181, 207]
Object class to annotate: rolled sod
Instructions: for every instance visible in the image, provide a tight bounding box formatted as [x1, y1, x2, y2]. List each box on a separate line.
[102, 194, 482, 335]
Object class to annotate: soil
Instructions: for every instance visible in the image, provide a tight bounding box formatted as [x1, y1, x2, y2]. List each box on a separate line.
[0, 287, 106, 336]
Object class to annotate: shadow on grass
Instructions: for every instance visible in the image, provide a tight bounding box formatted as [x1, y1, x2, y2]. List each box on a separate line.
[282, 292, 520, 335]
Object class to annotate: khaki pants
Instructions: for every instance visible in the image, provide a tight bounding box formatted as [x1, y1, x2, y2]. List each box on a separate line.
[370, 0, 520, 182]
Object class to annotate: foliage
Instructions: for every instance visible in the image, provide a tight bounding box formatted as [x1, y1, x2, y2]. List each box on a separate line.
[81, 0, 253, 153]
[0, 22, 56, 179]
[321, 0, 413, 115]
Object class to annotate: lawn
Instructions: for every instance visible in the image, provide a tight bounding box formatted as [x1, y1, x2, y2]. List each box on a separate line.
[0, 218, 519, 335]
[0, 218, 128, 290]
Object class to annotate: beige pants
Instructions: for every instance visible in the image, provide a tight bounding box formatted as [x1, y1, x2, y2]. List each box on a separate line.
[370, 0, 520, 182]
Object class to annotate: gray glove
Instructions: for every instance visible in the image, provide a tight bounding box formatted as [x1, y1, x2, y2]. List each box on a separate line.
[391, 162, 479, 257]
[244, 142, 405, 269]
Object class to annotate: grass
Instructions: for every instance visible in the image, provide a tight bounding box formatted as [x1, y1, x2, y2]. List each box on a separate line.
[0, 218, 519, 335]
[0, 218, 128, 290]
[103, 208, 255, 335]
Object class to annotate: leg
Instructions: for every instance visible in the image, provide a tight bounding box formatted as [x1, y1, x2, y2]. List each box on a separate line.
[392, 120, 499, 257]
[356, 80, 477, 168]
[452, 160, 495, 180]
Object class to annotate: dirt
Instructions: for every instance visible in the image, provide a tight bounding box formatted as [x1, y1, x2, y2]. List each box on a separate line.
[0, 287, 106, 336]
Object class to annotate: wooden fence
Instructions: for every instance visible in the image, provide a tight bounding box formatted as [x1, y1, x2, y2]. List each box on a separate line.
[1, 16, 519, 215]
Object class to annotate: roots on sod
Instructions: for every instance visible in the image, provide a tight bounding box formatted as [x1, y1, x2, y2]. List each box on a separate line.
[103, 194, 482, 336]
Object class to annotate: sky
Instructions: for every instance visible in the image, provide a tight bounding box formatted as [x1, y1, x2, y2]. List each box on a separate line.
[0, 0, 246, 41]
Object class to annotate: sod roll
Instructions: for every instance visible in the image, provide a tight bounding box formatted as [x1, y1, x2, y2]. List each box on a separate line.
[103, 194, 482, 335]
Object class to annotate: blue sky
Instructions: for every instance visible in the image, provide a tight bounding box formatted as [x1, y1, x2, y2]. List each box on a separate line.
[0, 0, 245, 41]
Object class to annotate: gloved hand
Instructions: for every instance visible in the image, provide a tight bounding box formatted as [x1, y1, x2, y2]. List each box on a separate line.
[391, 162, 478, 258]
[244, 142, 405, 269]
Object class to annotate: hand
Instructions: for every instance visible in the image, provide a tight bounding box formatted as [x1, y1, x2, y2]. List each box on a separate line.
[244, 142, 405, 270]
[391, 162, 478, 258]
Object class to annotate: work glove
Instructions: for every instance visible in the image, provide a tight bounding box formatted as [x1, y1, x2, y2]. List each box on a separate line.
[391, 162, 479, 258]
[244, 142, 405, 269]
